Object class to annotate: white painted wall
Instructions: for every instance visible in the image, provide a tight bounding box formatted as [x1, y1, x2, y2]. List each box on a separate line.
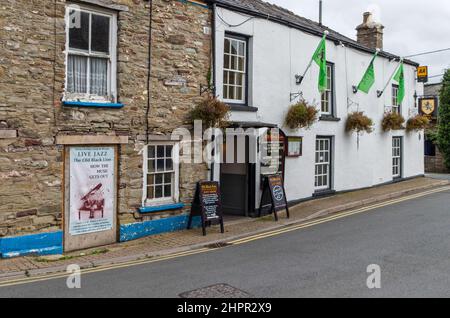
[214, 8, 424, 204]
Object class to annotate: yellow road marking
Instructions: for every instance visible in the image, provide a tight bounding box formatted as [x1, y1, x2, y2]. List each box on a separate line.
[230, 186, 450, 244]
[1, 185, 449, 288]
[0, 248, 211, 288]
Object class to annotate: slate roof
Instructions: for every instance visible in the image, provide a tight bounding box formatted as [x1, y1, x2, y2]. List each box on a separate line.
[210, 0, 418, 66]
[424, 83, 442, 97]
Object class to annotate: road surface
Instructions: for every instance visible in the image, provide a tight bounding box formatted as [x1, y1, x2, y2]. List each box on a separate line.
[1, 187, 450, 298]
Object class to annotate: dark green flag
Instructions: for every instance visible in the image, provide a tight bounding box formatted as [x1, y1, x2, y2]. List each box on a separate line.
[393, 61, 405, 104]
[312, 35, 327, 93]
[357, 53, 378, 93]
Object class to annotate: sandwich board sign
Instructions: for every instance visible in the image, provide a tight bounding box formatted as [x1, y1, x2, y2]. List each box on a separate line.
[259, 174, 290, 221]
[188, 181, 225, 236]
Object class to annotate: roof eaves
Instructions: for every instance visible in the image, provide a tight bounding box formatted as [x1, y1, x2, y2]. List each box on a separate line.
[211, 0, 419, 67]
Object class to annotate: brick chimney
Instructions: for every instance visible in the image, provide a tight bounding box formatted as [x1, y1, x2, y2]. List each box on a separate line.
[356, 12, 384, 50]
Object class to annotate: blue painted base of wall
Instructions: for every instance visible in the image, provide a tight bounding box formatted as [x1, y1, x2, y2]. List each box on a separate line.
[120, 214, 201, 242]
[0, 231, 63, 259]
[0, 215, 201, 258]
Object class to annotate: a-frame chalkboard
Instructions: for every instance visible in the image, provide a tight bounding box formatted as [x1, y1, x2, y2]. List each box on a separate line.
[258, 174, 290, 221]
[187, 181, 225, 236]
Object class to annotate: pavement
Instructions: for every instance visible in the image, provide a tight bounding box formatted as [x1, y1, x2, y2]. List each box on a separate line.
[0, 176, 448, 283]
[426, 173, 450, 181]
[0, 179, 449, 297]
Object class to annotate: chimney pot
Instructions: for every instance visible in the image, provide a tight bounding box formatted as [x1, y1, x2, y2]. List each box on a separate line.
[363, 12, 372, 24]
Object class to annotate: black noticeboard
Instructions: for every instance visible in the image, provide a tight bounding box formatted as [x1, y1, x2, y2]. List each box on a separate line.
[259, 174, 290, 221]
[187, 181, 224, 236]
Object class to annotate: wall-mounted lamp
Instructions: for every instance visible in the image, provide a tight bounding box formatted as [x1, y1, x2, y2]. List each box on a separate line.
[295, 75, 304, 85]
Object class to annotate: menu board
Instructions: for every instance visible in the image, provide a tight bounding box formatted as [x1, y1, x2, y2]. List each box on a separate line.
[260, 130, 286, 185]
[188, 181, 224, 236]
[259, 174, 290, 221]
[268, 174, 288, 212]
[199, 182, 221, 220]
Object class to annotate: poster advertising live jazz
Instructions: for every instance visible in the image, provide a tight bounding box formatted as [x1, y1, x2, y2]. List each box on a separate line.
[69, 147, 115, 236]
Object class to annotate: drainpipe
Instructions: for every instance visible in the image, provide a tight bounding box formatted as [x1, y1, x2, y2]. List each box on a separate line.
[210, 3, 217, 182]
[146, 0, 153, 145]
[212, 3, 217, 97]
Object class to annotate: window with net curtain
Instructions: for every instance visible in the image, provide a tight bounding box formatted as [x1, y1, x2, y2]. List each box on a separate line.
[66, 8, 113, 100]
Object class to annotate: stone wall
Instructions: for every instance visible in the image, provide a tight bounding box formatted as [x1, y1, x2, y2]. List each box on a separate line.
[425, 148, 449, 173]
[0, 0, 211, 237]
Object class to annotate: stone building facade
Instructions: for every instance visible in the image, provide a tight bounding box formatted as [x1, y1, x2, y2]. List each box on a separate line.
[424, 82, 448, 173]
[0, 0, 211, 243]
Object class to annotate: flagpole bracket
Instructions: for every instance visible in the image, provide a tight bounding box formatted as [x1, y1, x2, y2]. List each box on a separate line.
[352, 86, 358, 94]
[295, 75, 304, 85]
[377, 90, 383, 98]
[290, 92, 303, 102]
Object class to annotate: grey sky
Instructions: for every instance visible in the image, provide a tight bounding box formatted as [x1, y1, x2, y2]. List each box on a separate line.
[265, 0, 450, 83]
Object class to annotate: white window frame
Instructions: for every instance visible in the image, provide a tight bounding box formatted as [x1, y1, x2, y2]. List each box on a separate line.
[223, 35, 247, 104]
[392, 84, 400, 114]
[392, 137, 402, 179]
[315, 137, 331, 191]
[142, 143, 180, 207]
[320, 64, 333, 115]
[64, 4, 117, 103]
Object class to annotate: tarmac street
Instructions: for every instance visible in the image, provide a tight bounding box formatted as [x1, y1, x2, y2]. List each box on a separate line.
[1, 187, 450, 298]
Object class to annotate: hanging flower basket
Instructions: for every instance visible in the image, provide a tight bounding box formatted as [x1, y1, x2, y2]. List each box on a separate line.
[345, 111, 374, 134]
[190, 95, 230, 129]
[284, 99, 318, 130]
[406, 115, 430, 132]
[381, 112, 405, 132]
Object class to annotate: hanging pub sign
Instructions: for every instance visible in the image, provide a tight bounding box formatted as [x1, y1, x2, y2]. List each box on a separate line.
[417, 66, 428, 83]
[419, 97, 438, 118]
[188, 181, 224, 236]
[259, 174, 290, 221]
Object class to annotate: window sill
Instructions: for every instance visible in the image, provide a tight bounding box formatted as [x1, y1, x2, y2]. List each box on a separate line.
[139, 203, 185, 214]
[319, 115, 341, 122]
[63, 101, 124, 109]
[227, 104, 258, 112]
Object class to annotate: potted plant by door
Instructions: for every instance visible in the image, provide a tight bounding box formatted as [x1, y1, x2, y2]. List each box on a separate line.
[345, 111, 374, 134]
[284, 99, 319, 130]
[406, 115, 430, 132]
[381, 111, 405, 132]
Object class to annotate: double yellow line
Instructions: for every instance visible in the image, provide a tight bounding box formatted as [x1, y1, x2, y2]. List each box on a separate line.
[230, 186, 450, 245]
[0, 248, 213, 288]
[1, 186, 449, 288]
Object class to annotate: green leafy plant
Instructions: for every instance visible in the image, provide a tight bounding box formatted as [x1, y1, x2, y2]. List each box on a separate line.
[437, 69, 450, 169]
[406, 115, 430, 132]
[190, 95, 230, 129]
[345, 111, 374, 134]
[381, 111, 405, 132]
[285, 99, 319, 130]
[426, 129, 438, 143]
